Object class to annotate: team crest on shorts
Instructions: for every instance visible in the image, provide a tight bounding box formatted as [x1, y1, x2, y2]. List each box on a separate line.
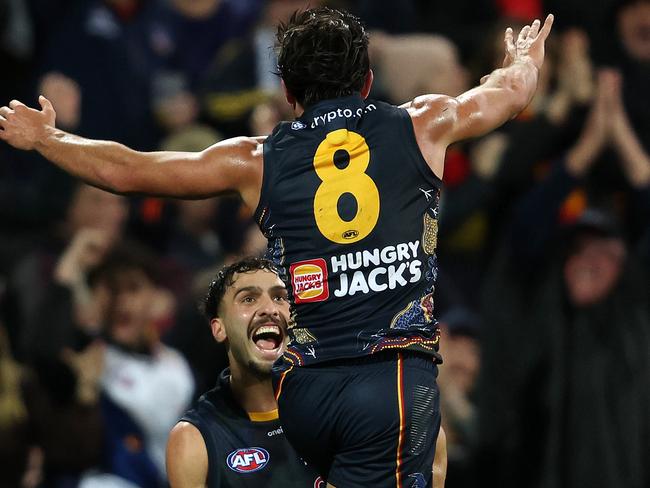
[290, 258, 329, 303]
[314, 476, 326, 487]
[226, 447, 270, 473]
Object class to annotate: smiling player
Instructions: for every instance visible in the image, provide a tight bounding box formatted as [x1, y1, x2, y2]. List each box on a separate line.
[166, 258, 321, 488]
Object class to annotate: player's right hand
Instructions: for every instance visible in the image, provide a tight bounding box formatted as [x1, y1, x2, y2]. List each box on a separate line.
[503, 14, 554, 71]
[0, 95, 57, 151]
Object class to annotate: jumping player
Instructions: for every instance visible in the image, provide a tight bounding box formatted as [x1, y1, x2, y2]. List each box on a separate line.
[166, 258, 321, 487]
[0, 8, 553, 487]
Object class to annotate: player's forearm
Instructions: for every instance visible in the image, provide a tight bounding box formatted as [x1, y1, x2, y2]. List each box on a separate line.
[482, 58, 539, 116]
[450, 59, 539, 141]
[35, 126, 154, 194]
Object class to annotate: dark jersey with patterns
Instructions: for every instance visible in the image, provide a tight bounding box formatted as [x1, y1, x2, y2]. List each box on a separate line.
[180, 369, 320, 488]
[254, 95, 442, 369]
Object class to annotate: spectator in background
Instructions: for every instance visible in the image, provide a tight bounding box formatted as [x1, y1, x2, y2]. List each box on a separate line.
[38, 0, 159, 150]
[79, 243, 194, 488]
[196, 0, 314, 137]
[431, 25, 596, 306]
[147, 0, 263, 136]
[477, 69, 650, 488]
[1, 313, 105, 488]
[0, 322, 37, 488]
[0, 184, 127, 486]
[10, 183, 128, 361]
[609, 0, 650, 168]
[437, 308, 480, 488]
[369, 32, 468, 103]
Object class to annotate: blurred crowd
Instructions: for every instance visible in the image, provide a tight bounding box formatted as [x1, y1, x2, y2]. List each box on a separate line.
[0, 0, 649, 487]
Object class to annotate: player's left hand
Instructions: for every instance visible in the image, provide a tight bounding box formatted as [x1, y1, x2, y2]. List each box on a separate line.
[504, 14, 554, 71]
[0, 96, 57, 151]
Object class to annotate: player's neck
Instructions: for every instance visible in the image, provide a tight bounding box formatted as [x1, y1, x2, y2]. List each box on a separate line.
[292, 103, 305, 118]
[229, 362, 277, 414]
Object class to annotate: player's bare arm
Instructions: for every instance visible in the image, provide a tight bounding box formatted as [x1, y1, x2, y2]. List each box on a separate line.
[0, 96, 264, 208]
[405, 14, 554, 178]
[166, 421, 208, 488]
[433, 426, 448, 488]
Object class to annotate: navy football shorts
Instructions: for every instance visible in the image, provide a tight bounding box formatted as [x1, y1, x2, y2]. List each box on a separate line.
[275, 351, 440, 488]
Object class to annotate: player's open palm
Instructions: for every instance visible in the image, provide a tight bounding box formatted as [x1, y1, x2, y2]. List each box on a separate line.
[503, 14, 554, 71]
[0, 96, 56, 151]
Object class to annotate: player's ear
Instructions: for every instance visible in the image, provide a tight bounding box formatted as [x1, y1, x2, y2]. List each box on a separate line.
[361, 70, 374, 99]
[211, 317, 227, 343]
[281, 79, 296, 108]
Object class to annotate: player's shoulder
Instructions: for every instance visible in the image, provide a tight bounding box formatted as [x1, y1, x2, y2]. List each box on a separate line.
[167, 421, 208, 487]
[204, 135, 265, 158]
[402, 94, 458, 116]
[403, 94, 460, 146]
[199, 135, 265, 194]
[169, 420, 204, 445]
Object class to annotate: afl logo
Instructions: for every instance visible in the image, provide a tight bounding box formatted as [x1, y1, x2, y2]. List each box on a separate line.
[226, 447, 270, 473]
[291, 121, 306, 130]
[342, 229, 359, 240]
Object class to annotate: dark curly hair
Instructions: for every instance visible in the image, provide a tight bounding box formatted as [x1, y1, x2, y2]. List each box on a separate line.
[276, 7, 370, 108]
[203, 257, 280, 320]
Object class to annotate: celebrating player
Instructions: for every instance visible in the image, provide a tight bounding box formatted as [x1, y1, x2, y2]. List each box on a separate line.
[166, 258, 321, 487]
[1, 8, 553, 487]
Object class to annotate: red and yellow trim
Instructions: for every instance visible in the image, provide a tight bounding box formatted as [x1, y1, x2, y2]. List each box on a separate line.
[274, 365, 294, 402]
[284, 348, 304, 366]
[395, 352, 406, 488]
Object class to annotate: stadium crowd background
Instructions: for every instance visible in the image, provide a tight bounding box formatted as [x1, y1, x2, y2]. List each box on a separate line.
[0, 0, 649, 487]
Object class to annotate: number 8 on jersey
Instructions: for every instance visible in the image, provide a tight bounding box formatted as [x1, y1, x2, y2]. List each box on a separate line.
[313, 129, 380, 244]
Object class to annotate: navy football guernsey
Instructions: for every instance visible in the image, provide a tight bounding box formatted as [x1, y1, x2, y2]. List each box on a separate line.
[180, 369, 321, 487]
[254, 95, 442, 368]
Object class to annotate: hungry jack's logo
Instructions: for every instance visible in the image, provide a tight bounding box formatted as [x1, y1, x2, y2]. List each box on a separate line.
[290, 259, 329, 303]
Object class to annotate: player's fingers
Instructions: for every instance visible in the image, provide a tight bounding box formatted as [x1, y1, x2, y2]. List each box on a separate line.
[8, 99, 26, 110]
[0, 106, 12, 117]
[529, 19, 541, 38]
[518, 25, 531, 45]
[537, 14, 555, 41]
[39, 95, 55, 117]
[480, 74, 490, 85]
[504, 27, 515, 53]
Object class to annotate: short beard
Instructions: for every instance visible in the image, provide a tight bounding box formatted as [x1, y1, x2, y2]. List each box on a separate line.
[246, 359, 273, 380]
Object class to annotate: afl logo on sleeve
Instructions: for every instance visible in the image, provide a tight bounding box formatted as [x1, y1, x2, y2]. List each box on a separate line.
[290, 259, 329, 304]
[226, 448, 270, 473]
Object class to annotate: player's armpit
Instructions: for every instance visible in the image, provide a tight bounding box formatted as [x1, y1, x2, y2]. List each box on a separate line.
[405, 94, 458, 179]
[166, 421, 209, 488]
